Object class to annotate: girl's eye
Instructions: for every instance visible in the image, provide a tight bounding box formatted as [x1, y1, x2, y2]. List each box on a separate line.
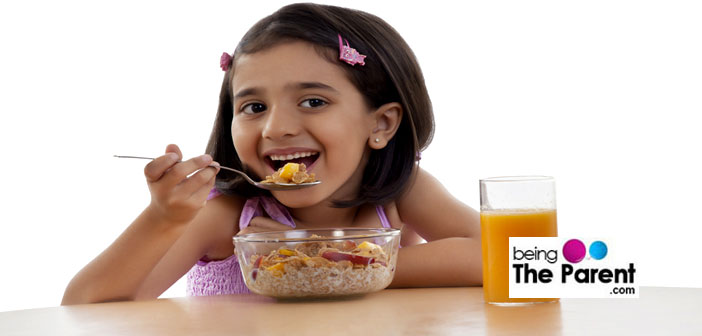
[300, 98, 327, 108]
[241, 103, 267, 114]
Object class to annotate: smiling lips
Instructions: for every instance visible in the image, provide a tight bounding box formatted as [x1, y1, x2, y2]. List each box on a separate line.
[264, 150, 320, 171]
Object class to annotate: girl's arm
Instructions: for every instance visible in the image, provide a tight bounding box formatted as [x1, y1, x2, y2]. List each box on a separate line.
[134, 194, 243, 299]
[62, 146, 221, 304]
[390, 167, 483, 288]
[62, 208, 189, 304]
[134, 194, 295, 299]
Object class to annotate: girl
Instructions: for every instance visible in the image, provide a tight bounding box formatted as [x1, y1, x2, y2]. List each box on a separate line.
[62, 3, 481, 304]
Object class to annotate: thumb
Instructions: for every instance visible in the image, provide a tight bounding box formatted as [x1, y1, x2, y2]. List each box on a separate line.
[165, 144, 183, 161]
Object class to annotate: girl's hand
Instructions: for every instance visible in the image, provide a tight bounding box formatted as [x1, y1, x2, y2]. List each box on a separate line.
[237, 216, 293, 236]
[144, 144, 220, 225]
[235, 216, 293, 259]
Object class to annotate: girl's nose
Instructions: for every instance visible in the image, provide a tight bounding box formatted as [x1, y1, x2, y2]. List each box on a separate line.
[261, 104, 301, 140]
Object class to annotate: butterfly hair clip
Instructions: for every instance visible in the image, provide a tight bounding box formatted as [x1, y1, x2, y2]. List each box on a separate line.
[220, 52, 232, 71]
[338, 34, 366, 66]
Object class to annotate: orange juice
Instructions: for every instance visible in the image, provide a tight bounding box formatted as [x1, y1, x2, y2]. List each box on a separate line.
[481, 209, 558, 303]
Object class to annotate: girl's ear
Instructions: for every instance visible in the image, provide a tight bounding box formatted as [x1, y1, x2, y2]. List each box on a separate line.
[368, 102, 403, 149]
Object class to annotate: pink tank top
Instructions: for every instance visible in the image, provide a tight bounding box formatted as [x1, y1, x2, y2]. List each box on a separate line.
[185, 192, 392, 296]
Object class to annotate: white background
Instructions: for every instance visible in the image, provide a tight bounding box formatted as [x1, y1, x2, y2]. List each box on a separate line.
[1, 0, 700, 312]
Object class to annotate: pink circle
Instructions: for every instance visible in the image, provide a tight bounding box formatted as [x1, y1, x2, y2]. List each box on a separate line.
[563, 239, 586, 263]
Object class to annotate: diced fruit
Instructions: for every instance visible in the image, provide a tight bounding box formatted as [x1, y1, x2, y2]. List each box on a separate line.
[321, 251, 374, 265]
[358, 241, 380, 250]
[279, 163, 300, 180]
[251, 256, 263, 281]
[279, 248, 295, 256]
[357, 241, 382, 257]
[266, 262, 286, 277]
[342, 240, 357, 251]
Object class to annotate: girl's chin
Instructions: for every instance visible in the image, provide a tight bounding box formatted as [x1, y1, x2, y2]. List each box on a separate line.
[271, 190, 326, 208]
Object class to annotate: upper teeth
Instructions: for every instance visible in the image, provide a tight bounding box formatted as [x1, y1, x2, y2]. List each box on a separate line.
[269, 152, 318, 161]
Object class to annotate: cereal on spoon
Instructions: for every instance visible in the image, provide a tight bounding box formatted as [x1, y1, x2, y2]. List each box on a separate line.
[262, 162, 316, 184]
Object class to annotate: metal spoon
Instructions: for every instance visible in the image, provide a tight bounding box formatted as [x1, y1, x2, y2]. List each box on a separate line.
[114, 155, 321, 191]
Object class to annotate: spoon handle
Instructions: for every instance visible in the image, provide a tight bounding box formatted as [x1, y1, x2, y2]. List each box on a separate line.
[114, 155, 255, 184]
[114, 155, 320, 191]
[113, 155, 156, 160]
[216, 165, 257, 185]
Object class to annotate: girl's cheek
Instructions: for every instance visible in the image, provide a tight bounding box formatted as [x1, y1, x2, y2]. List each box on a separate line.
[231, 123, 257, 162]
[325, 132, 366, 173]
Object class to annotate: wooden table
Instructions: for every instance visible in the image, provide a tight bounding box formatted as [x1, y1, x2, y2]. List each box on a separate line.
[1, 287, 700, 335]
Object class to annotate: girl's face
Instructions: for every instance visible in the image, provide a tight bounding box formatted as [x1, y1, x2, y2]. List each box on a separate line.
[230, 41, 375, 208]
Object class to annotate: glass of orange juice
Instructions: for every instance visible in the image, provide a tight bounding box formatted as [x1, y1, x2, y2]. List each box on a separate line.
[480, 176, 558, 304]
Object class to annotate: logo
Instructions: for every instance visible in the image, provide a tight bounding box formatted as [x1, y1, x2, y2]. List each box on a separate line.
[562, 239, 608, 263]
[509, 237, 638, 298]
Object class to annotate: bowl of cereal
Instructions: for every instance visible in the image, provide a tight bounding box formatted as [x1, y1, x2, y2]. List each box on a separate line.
[233, 228, 401, 298]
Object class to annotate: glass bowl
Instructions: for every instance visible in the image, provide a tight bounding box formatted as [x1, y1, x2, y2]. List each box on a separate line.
[232, 228, 401, 298]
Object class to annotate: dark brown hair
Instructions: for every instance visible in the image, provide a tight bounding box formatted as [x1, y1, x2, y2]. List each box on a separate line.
[206, 3, 434, 207]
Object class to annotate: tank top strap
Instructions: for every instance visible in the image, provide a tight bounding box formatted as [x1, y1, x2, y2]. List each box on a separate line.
[207, 188, 222, 201]
[239, 196, 296, 230]
[375, 205, 391, 228]
[375, 204, 401, 248]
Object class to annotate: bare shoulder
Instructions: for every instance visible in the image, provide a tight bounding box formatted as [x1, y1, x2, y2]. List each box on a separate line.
[380, 201, 424, 246]
[396, 167, 480, 241]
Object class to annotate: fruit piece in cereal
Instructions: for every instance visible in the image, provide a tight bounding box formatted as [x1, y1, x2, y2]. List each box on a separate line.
[278, 248, 296, 256]
[261, 162, 317, 184]
[321, 251, 375, 265]
[279, 162, 300, 180]
[266, 262, 286, 277]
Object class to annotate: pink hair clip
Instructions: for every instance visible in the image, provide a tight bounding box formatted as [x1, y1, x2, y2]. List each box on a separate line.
[220, 52, 232, 71]
[338, 34, 366, 66]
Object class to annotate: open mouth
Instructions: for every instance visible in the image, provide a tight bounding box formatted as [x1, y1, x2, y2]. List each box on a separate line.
[265, 152, 320, 172]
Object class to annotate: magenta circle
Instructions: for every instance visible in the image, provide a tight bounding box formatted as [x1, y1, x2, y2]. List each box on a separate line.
[562, 239, 586, 263]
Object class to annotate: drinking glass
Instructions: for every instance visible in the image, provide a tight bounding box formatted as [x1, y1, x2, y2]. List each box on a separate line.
[480, 176, 558, 304]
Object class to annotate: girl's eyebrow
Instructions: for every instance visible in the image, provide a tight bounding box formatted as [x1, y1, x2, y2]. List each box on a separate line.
[291, 81, 339, 93]
[233, 82, 339, 101]
[233, 87, 260, 101]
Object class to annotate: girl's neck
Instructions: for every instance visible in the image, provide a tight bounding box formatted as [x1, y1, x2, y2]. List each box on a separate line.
[288, 203, 360, 228]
